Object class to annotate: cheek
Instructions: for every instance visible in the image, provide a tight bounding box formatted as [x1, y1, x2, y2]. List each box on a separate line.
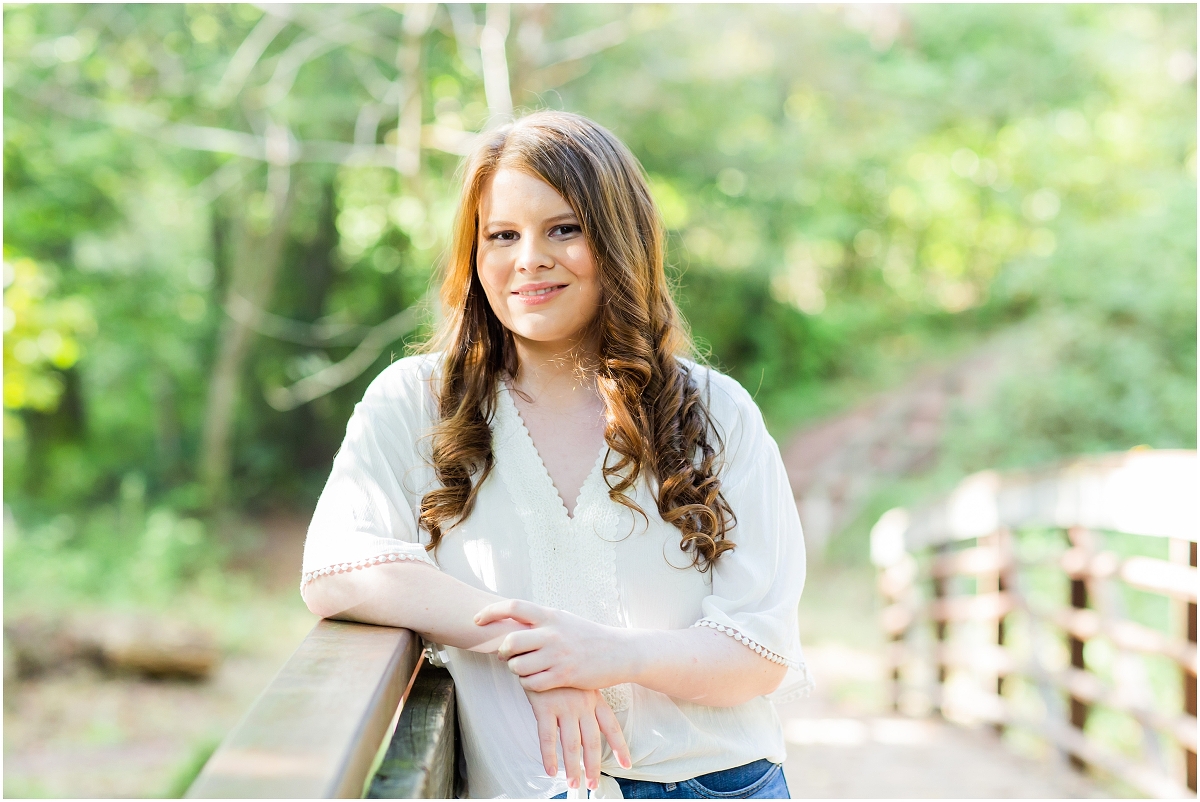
[564, 243, 596, 277]
[571, 278, 603, 330]
[576, 258, 602, 307]
[476, 254, 507, 301]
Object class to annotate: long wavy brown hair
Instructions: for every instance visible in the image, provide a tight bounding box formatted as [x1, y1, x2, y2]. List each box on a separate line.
[418, 110, 735, 571]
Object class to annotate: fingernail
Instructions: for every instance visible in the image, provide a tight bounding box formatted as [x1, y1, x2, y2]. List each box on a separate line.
[568, 779, 579, 789]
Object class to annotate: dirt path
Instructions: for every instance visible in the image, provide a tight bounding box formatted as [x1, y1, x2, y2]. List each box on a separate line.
[4, 651, 304, 798]
[780, 333, 1014, 556]
[3, 513, 316, 799]
[776, 669, 1106, 798]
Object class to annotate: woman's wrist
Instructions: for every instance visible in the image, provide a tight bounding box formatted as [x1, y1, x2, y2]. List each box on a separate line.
[467, 617, 531, 654]
[610, 626, 651, 688]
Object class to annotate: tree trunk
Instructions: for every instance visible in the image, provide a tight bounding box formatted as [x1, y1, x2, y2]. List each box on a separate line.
[199, 168, 295, 508]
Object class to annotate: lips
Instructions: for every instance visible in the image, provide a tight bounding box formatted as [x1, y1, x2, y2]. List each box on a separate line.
[515, 285, 565, 297]
[511, 283, 568, 305]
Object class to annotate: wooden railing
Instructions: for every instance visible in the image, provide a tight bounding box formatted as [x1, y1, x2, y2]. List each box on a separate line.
[186, 619, 457, 798]
[871, 449, 1197, 798]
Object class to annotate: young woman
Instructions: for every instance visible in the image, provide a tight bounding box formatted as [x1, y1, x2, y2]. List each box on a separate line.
[300, 110, 811, 799]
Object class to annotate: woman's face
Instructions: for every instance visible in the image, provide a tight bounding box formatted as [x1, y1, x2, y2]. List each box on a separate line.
[476, 168, 601, 351]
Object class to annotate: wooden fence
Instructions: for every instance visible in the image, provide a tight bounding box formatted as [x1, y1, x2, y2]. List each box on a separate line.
[871, 449, 1197, 798]
[186, 619, 457, 798]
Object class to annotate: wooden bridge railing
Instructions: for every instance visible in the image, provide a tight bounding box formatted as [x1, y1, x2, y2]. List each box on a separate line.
[186, 619, 458, 798]
[871, 449, 1197, 799]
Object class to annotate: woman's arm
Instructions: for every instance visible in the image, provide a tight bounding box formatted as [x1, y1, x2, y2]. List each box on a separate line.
[303, 561, 530, 653]
[477, 601, 787, 707]
[303, 563, 632, 789]
[624, 626, 788, 706]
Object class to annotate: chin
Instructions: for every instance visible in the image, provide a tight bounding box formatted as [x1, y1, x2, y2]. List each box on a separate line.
[513, 328, 580, 345]
[509, 320, 589, 346]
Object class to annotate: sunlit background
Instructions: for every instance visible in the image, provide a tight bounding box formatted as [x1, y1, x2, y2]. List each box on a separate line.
[3, 4, 1196, 798]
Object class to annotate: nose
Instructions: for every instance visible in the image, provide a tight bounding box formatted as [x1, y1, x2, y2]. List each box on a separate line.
[514, 235, 554, 274]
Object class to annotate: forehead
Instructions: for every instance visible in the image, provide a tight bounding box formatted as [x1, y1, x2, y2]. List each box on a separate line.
[479, 168, 574, 219]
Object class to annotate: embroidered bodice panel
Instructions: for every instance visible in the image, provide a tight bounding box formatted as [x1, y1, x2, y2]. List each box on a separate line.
[491, 382, 633, 712]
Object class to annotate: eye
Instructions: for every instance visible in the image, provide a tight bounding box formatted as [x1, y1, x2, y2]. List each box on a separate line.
[551, 224, 581, 238]
[488, 230, 518, 242]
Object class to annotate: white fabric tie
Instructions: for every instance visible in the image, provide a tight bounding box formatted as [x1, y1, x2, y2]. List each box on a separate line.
[593, 775, 624, 799]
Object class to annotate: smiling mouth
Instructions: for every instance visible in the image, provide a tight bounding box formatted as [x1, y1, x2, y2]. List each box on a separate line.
[515, 285, 567, 297]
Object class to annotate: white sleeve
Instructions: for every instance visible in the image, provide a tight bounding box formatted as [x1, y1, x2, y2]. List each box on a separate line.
[691, 370, 814, 702]
[300, 358, 440, 602]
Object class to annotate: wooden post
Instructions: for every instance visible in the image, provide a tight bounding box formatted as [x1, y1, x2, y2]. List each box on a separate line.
[368, 665, 459, 799]
[993, 529, 1011, 737]
[1066, 526, 1091, 770]
[890, 630, 904, 714]
[932, 544, 949, 718]
[1186, 541, 1197, 792]
[877, 556, 916, 714]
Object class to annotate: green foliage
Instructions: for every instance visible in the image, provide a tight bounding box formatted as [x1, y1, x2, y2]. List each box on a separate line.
[164, 737, 220, 798]
[1, 4, 1194, 604]
[673, 266, 840, 397]
[4, 472, 223, 610]
[944, 175, 1197, 472]
[3, 251, 96, 418]
[559, 3, 1195, 446]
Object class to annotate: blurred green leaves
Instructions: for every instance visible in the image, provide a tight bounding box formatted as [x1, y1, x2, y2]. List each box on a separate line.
[1, 3, 1194, 543]
[3, 252, 96, 422]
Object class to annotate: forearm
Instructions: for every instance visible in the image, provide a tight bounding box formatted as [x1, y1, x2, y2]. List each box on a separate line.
[303, 561, 526, 653]
[484, 599, 789, 706]
[620, 626, 786, 707]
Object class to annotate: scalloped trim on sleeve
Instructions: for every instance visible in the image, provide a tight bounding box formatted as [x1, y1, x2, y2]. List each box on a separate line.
[300, 551, 436, 590]
[692, 618, 801, 669]
[768, 678, 814, 705]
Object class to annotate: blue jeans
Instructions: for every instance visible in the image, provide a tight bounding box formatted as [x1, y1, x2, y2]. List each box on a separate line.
[552, 759, 790, 799]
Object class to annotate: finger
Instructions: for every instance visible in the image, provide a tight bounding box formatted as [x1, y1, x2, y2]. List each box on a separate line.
[496, 628, 547, 661]
[535, 705, 559, 777]
[506, 652, 555, 678]
[559, 714, 583, 790]
[595, 700, 632, 770]
[474, 599, 546, 627]
[519, 670, 562, 692]
[580, 710, 603, 791]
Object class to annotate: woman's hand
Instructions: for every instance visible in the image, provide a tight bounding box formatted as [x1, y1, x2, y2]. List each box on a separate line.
[523, 686, 631, 791]
[475, 599, 631, 691]
[479, 599, 786, 708]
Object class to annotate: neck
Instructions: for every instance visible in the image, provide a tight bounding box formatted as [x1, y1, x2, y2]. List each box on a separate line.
[510, 334, 601, 407]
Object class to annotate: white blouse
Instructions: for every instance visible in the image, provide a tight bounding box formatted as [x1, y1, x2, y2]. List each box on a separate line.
[301, 353, 812, 799]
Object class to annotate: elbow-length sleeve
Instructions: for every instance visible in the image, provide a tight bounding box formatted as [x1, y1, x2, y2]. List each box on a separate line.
[689, 369, 814, 702]
[300, 356, 440, 602]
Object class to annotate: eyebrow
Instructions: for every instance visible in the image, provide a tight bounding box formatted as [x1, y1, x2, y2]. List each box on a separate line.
[482, 212, 579, 228]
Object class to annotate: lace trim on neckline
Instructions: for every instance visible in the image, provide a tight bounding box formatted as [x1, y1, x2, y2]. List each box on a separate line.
[493, 383, 632, 713]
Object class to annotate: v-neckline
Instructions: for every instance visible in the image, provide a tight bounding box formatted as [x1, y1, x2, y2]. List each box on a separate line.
[497, 381, 609, 523]
[490, 380, 633, 713]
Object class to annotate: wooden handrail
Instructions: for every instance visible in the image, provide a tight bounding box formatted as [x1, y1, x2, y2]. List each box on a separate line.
[877, 449, 1198, 554]
[187, 619, 423, 798]
[872, 450, 1198, 798]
